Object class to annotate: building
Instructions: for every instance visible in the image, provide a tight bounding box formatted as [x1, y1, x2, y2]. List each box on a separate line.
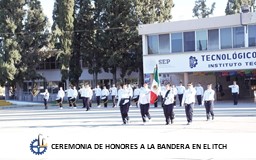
[138, 12, 256, 100]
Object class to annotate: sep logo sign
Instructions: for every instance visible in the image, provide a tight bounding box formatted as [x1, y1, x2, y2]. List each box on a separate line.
[159, 59, 170, 65]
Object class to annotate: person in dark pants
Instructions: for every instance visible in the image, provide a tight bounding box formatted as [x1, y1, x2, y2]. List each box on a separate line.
[195, 83, 204, 106]
[162, 83, 175, 125]
[56, 87, 65, 109]
[93, 85, 102, 107]
[40, 89, 50, 109]
[101, 86, 110, 108]
[117, 84, 130, 124]
[182, 83, 196, 125]
[138, 83, 151, 124]
[228, 81, 239, 105]
[176, 82, 186, 107]
[202, 84, 215, 121]
[70, 86, 78, 108]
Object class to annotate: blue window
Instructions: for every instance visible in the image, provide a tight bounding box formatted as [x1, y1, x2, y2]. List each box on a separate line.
[171, 33, 183, 53]
[208, 29, 219, 50]
[248, 25, 256, 47]
[183, 31, 195, 52]
[159, 34, 170, 54]
[233, 26, 244, 48]
[148, 35, 159, 54]
[220, 28, 232, 49]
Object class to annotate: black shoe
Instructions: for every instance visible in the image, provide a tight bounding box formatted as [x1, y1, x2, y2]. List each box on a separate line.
[187, 122, 191, 125]
[171, 120, 173, 124]
[212, 116, 214, 120]
[165, 122, 169, 125]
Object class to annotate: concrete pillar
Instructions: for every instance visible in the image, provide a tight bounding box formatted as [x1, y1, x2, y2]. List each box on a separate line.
[184, 72, 189, 86]
[142, 35, 148, 56]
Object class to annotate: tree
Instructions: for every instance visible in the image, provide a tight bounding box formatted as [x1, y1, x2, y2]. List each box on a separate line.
[52, 0, 74, 87]
[225, 0, 255, 15]
[193, 0, 216, 18]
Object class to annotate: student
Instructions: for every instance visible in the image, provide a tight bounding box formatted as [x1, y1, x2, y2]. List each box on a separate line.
[176, 82, 186, 107]
[93, 85, 102, 107]
[182, 83, 196, 125]
[70, 86, 78, 108]
[202, 84, 215, 121]
[117, 84, 131, 125]
[40, 89, 50, 109]
[56, 87, 65, 109]
[109, 84, 118, 108]
[101, 86, 110, 108]
[162, 83, 175, 125]
[132, 85, 140, 107]
[65, 86, 73, 107]
[138, 82, 151, 124]
[228, 81, 239, 105]
[195, 82, 204, 106]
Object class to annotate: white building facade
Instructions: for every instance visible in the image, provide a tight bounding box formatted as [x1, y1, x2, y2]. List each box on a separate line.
[139, 12, 256, 99]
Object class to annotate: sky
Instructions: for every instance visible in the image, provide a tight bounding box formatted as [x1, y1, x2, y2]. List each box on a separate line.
[39, 0, 227, 25]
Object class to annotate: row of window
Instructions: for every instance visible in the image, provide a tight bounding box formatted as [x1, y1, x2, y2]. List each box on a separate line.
[147, 25, 256, 54]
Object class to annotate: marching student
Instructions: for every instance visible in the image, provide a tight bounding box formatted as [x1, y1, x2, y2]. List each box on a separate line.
[195, 82, 204, 106]
[228, 81, 239, 105]
[117, 83, 131, 124]
[79, 84, 93, 111]
[65, 86, 73, 107]
[181, 82, 196, 125]
[70, 86, 78, 108]
[172, 84, 178, 107]
[162, 83, 175, 125]
[109, 84, 118, 108]
[132, 85, 140, 107]
[40, 89, 50, 109]
[56, 87, 65, 109]
[138, 82, 151, 124]
[202, 84, 215, 121]
[176, 82, 186, 107]
[101, 86, 110, 108]
[93, 85, 102, 107]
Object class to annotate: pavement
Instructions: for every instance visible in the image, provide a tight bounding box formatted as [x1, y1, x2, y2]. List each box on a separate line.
[0, 99, 255, 160]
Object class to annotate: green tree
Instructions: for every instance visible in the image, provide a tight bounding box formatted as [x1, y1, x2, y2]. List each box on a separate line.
[0, 0, 25, 99]
[225, 0, 255, 15]
[52, 0, 74, 87]
[193, 0, 216, 18]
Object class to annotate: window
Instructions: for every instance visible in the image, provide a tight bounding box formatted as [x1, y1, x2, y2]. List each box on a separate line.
[248, 25, 256, 47]
[148, 35, 159, 54]
[220, 28, 232, 49]
[159, 34, 170, 54]
[196, 30, 207, 51]
[183, 31, 195, 52]
[233, 26, 244, 48]
[171, 32, 183, 53]
[208, 29, 219, 50]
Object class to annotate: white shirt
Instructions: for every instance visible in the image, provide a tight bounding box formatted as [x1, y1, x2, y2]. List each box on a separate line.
[117, 88, 130, 107]
[110, 86, 118, 96]
[57, 89, 65, 99]
[176, 85, 186, 95]
[79, 87, 93, 98]
[94, 87, 102, 96]
[195, 86, 204, 96]
[182, 87, 196, 105]
[163, 89, 175, 105]
[101, 88, 110, 97]
[138, 87, 150, 105]
[133, 88, 140, 97]
[65, 88, 73, 97]
[128, 85, 133, 97]
[40, 91, 49, 100]
[202, 89, 215, 101]
[228, 84, 239, 94]
[71, 88, 78, 98]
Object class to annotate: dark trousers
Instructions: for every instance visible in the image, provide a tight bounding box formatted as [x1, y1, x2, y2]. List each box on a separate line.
[82, 97, 90, 110]
[163, 103, 174, 124]
[140, 103, 151, 122]
[96, 96, 100, 105]
[204, 101, 214, 120]
[57, 98, 63, 107]
[70, 98, 77, 107]
[103, 97, 108, 107]
[178, 94, 183, 106]
[120, 102, 130, 124]
[196, 95, 202, 105]
[185, 103, 194, 123]
[68, 97, 72, 107]
[112, 96, 116, 107]
[44, 98, 48, 109]
[232, 93, 238, 105]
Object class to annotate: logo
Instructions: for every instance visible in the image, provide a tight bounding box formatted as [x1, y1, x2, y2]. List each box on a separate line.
[189, 56, 198, 68]
[30, 134, 48, 155]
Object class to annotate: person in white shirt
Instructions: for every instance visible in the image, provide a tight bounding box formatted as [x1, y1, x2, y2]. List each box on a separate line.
[101, 86, 110, 108]
[172, 85, 178, 107]
[56, 87, 65, 109]
[182, 83, 196, 125]
[162, 83, 175, 125]
[40, 89, 50, 109]
[132, 85, 140, 107]
[109, 84, 118, 108]
[65, 86, 73, 107]
[70, 86, 78, 108]
[202, 84, 215, 121]
[195, 82, 204, 106]
[93, 85, 102, 107]
[138, 82, 151, 124]
[79, 84, 93, 111]
[176, 82, 186, 107]
[117, 83, 131, 124]
[228, 81, 239, 105]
